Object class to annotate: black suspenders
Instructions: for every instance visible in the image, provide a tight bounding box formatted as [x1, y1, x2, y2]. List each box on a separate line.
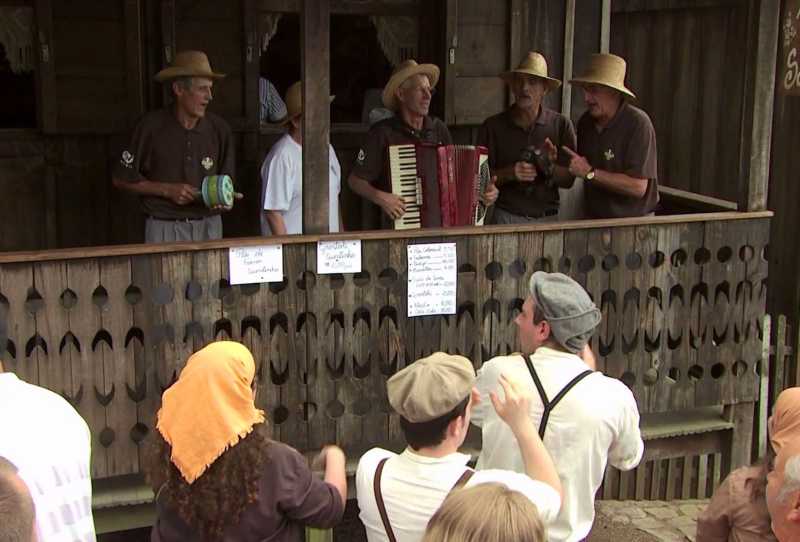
[521, 355, 593, 439]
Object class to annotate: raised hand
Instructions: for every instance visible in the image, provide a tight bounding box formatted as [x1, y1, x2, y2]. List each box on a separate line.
[562, 146, 593, 178]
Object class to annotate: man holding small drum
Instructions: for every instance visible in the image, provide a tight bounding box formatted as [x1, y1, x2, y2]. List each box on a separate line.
[112, 50, 241, 242]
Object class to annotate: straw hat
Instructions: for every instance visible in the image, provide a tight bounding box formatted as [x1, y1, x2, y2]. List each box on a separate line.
[382, 59, 440, 111]
[500, 52, 561, 91]
[154, 50, 225, 83]
[281, 81, 335, 125]
[569, 53, 636, 99]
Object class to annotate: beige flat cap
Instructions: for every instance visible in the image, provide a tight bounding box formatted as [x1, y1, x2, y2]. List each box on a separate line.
[387, 352, 475, 423]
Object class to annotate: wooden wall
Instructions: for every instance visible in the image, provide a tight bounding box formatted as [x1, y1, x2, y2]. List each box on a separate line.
[766, 0, 800, 377]
[610, 0, 756, 204]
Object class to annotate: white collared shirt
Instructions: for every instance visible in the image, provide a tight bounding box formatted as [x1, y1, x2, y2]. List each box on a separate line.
[0, 372, 96, 542]
[473, 348, 644, 542]
[356, 447, 561, 542]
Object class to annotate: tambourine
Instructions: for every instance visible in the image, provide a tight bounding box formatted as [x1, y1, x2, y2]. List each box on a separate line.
[201, 175, 235, 208]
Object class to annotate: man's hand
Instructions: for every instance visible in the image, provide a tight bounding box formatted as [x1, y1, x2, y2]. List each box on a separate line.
[480, 176, 499, 206]
[164, 183, 200, 206]
[513, 161, 537, 182]
[212, 191, 244, 212]
[543, 138, 558, 162]
[490, 373, 534, 436]
[563, 146, 593, 178]
[377, 191, 406, 220]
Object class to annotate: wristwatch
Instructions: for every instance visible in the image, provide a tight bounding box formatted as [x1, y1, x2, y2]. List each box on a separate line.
[585, 168, 596, 181]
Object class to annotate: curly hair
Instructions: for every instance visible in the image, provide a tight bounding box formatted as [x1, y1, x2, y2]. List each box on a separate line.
[146, 422, 272, 541]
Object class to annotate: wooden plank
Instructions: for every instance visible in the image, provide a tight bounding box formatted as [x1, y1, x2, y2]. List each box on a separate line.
[697, 453, 709, 498]
[492, 233, 519, 357]
[123, 0, 144, 127]
[758, 314, 771, 460]
[510, 0, 525, 76]
[456, 24, 507, 77]
[98, 257, 139, 476]
[444, 0, 458, 125]
[745, 0, 780, 211]
[301, 0, 330, 233]
[453, 77, 506, 125]
[32, 261, 71, 398]
[560, 0, 575, 119]
[681, 455, 693, 499]
[2, 265, 39, 384]
[387, 237, 411, 445]
[775, 315, 788, 400]
[244, 0, 259, 129]
[665, 457, 678, 500]
[34, 0, 57, 132]
[600, 0, 611, 53]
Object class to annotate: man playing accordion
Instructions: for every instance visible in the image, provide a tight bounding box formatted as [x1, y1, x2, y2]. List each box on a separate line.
[348, 60, 498, 230]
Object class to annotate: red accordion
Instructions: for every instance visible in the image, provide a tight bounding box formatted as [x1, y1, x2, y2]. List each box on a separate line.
[389, 144, 490, 230]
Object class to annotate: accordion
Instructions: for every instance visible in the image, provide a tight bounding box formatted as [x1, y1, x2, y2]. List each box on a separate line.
[389, 144, 490, 230]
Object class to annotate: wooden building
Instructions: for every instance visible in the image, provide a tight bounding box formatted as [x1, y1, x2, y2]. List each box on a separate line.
[0, 0, 787, 535]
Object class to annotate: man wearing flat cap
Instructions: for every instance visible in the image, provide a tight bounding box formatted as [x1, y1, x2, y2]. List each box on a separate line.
[348, 59, 498, 229]
[473, 272, 644, 542]
[565, 53, 659, 218]
[356, 352, 562, 542]
[113, 50, 238, 242]
[478, 52, 577, 224]
[259, 81, 341, 236]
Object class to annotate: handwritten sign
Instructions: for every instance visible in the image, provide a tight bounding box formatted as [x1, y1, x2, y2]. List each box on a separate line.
[317, 240, 362, 274]
[407, 243, 457, 317]
[228, 245, 283, 285]
[781, 1, 800, 96]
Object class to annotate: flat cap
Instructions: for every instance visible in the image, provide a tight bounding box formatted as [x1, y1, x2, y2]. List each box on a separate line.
[387, 352, 475, 423]
[529, 271, 601, 354]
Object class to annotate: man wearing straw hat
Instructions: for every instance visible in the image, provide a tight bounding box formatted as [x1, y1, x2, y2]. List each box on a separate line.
[478, 52, 577, 224]
[113, 50, 239, 242]
[565, 53, 658, 219]
[473, 272, 643, 542]
[259, 81, 342, 235]
[348, 59, 498, 228]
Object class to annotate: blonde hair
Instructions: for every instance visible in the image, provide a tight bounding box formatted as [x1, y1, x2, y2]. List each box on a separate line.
[422, 483, 546, 542]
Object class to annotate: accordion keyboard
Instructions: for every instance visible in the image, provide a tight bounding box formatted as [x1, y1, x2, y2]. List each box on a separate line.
[389, 144, 422, 229]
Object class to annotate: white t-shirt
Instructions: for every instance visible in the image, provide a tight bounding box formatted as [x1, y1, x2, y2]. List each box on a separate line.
[259, 133, 341, 235]
[356, 447, 561, 542]
[0, 372, 96, 542]
[473, 348, 644, 542]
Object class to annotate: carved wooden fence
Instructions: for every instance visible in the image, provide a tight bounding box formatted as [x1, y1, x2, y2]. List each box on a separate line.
[0, 214, 770, 495]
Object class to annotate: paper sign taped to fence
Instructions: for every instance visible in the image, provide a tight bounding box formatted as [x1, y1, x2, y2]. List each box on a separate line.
[228, 245, 283, 285]
[407, 243, 457, 317]
[317, 240, 362, 274]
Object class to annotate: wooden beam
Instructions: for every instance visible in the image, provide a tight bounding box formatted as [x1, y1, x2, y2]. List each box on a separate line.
[561, 0, 576, 119]
[444, 0, 458, 124]
[301, 0, 330, 234]
[600, 0, 611, 53]
[123, 0, 144, 127]
[745, 0, 780, 211]
[257, 0, 419, 15]
[244, 0, 259, 128]
[34, 0, 56, 132]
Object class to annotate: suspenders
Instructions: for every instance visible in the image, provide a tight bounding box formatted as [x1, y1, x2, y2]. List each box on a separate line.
[373, 457, 474, 542]
[521, 355, 593, 439]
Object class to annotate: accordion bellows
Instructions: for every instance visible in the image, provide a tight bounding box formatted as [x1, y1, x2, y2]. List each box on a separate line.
[390, 144, 490, 229]
[201, 175, 234, 208]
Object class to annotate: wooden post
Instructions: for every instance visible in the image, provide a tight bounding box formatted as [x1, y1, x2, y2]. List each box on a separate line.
[745, 0, 780, 211]
[34, 0, 56, 133]
[561, 0, 576, 120]
[444, 0, 458, 125]
[301, 0, 330, 234]
[600, 0, 611, 54]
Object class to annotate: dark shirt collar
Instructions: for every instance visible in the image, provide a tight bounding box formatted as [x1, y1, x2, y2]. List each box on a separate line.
[595, 100, 628, 133]
[507, 104, 547, 131]
[391, 114, 435, 141]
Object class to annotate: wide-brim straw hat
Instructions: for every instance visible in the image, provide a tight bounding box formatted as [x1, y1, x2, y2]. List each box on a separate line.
[154, 50, 226, 83]
[500, 52, 561, 91]
[382, 59, 440, 111]
[281, 81, 335, 125]
[569, 53, 636, 99]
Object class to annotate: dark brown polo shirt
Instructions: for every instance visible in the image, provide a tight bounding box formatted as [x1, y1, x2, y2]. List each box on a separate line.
[151, 441, 345, 542]
[478, 106, 577, 218]
[578, 102, 659, 218]
[113, 107, 235, 220]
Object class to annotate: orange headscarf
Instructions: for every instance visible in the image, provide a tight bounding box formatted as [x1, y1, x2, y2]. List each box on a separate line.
[770, 387, 800, 455]
[156, 341, 266, 484]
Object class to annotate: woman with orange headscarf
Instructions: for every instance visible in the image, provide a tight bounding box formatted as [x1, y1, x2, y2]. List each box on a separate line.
[146, 341, 347, 541]
[697, 387, 800, 542]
